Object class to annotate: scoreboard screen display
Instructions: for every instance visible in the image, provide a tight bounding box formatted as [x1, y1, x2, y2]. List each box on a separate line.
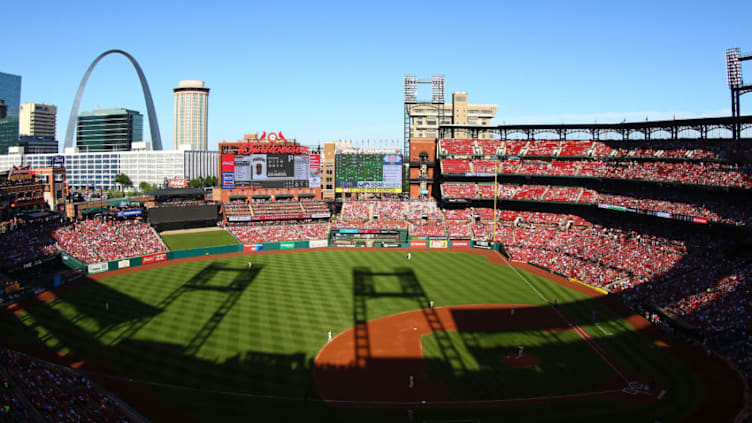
[335, 154, 402, 193]
[222, 153, 316, 189]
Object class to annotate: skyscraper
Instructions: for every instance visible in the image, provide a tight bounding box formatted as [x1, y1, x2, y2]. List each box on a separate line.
[19, 103, 57, 138]
[173, 80, 209, 151]
[76, 108, 143, 152]
[0, 72, 22, 154]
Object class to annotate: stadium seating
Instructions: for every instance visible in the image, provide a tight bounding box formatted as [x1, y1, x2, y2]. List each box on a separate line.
[53, 218, 165, 264]
[228, 223, 330, 243]
[0, 219, 61, 270]
[1, 348, 130, 422]
[410, 224, 447, 238]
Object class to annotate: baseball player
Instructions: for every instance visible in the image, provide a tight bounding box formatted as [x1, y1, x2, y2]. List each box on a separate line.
[518, 345, 524, 359]
[248, 261, 253, 270]
[328, 329, 333, 342]
[407, 252, 411, 260]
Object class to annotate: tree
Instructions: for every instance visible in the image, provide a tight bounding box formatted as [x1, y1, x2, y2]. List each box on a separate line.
[139, 181, 156, 193]
[113, 174, 132, 189]
[189, 177, 205, 188]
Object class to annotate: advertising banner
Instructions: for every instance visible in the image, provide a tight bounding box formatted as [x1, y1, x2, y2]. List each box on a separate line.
[473, 241, 491, 249]
[243, 244, 264, 252]
[221, 154, 236, 189]
[280, 242, 295, 250]
[692, 217, 708, 224]
[222, 172, 235, 189]
[168, 178, 189, 188]
[309, 154, 321, 188]
[117, 260, 131, 269]
[382, 243, 401, 248]
[451, 240, 470, 248]
[221, 154, 236, 172]
[50, 156, 65, 168]
[655, 211, 672, 219]
[9, 165, 33, 182]
[228, 216, 251, 222]
[142, 252, 167, 264]
[429, 240, 448, 248]
[309, 239, 328, 248]
[116, 209, 142, 217]
[335, 188, 402, 193]
[88, 262, 108, 273]
[410, 240, 427, 248]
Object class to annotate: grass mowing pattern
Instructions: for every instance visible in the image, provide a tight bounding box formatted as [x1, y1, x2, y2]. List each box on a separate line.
[161, 229, 239, 250]
[0, 250, 702, 422]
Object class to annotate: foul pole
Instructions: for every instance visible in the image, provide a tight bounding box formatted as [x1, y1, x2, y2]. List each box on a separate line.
[492, 160, 498, 245]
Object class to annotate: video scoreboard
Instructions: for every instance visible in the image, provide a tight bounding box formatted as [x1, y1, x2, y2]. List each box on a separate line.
[335, 153, 402, 193]
[220, 141, 321, 190]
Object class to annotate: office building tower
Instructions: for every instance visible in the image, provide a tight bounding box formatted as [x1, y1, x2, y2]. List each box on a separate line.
[76, 108, 143, 152]
[19, 103, 57, 138]
[0, 72, 22, 154]
[173, 80, 209, 150]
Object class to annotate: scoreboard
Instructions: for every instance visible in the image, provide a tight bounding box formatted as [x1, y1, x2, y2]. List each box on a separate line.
[220, 141, 321, 190]
[335, 154, 402, 193]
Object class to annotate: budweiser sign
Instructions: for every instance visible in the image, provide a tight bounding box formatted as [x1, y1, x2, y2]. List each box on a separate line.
[237, 143, 309, 155]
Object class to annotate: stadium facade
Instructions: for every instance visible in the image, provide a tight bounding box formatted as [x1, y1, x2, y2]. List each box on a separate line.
[0, 147, 217, 190]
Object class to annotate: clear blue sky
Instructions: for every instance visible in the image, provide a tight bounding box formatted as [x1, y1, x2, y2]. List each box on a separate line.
[2, 0, 751, 150]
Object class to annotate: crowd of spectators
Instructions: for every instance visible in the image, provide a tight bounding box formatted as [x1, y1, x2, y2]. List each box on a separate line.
[228, 223, 329, 243]
[0, 374, 36, 422]
[442, 179, 752, 227]
[0, 218, 62, 271]
[440, 154, 752, 189]
[250, 201, 303, 216]
[53, 218, 165, 264]
[597, 190, 752, 227]
[438, 138, 745, 160]
[409, 224, 447, 238]
[1, 348, 131, 422]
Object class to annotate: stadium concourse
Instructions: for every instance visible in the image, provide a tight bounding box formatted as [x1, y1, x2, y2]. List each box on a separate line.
[0, 136, 751, 420]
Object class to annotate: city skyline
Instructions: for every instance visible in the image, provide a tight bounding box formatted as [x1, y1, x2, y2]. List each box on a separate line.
[2, 0, 752, 151]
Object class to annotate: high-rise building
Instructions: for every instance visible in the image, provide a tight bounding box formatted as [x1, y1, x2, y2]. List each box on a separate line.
[406, 92, 497, 139]
[0, 72, 22, 154]
[19, 103, 57, 138]
[173, 80, 209, 151]
[76, 108, 143, 152]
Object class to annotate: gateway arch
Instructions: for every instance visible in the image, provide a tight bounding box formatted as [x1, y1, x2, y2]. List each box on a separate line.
[64, 49, 163, 150]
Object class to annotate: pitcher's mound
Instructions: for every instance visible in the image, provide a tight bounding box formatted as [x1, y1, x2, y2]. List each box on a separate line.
[502, 354, 540, 369]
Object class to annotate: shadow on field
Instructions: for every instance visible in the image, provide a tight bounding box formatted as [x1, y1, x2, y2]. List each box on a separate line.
[0, 242, 747, 423]
[352, 267, 465, 373]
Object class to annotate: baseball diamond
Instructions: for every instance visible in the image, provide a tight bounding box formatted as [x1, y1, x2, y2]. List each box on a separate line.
[0, 248, 744, 422]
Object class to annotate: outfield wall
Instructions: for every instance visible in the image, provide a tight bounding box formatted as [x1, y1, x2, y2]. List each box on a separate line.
[66, 239, 505, 275]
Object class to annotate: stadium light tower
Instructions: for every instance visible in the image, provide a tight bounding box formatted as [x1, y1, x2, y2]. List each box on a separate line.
[726, 48, 752, 139]
[403, 74, 445, 161]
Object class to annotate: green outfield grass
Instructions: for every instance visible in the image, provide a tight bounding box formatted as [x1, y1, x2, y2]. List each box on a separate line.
[160, 229, 239, 250]
[0, 250, 702, 422]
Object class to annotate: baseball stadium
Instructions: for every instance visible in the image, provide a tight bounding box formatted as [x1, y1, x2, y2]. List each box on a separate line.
[1, 65, 752, 423]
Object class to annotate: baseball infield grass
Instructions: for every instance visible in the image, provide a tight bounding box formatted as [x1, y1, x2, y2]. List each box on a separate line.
[0, 250, 702, 422]
[160, 229, 239, 251]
